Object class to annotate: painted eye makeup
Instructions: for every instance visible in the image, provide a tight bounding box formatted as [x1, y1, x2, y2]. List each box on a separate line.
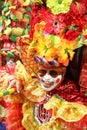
[49, 70, 59, 78]
[38, 70, 60, 78]
[38, 70, 47, 77]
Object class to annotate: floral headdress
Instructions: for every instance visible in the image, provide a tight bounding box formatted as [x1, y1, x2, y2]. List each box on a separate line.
[28, 21, 82, 67]
[1, 0, 87, 69]
[26, 0, 87, 67]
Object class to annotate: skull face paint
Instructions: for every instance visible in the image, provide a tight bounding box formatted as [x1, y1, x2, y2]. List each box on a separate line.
[38, 65, 66, 91]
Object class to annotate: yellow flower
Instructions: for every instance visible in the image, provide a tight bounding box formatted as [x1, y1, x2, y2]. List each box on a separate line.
[47, 0, 72, 14]
[34, 35, 56, 60]
[45, 47, 58, 61]
[32, 21, 79, 66]
[34, 32, 61, 61]
[57, 39, 76, 66]
[82, 29, 87, 35]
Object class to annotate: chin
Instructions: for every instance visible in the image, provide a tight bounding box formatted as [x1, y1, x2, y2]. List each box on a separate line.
[40, 83, 57, 91]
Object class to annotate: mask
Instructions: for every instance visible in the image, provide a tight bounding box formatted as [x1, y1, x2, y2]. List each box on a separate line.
[38, 69, 65, 91]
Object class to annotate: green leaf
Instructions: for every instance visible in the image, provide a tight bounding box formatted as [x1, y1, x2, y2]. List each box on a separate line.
[10, 34, 17, 42]
[58, 0, 62, 4]
[3, 6, 9, 12]
[25, 7, 32, 12]
[2, 15, 6, 20]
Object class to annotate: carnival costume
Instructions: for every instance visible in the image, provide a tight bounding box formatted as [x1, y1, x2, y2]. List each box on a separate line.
[0, 0, 87, 130]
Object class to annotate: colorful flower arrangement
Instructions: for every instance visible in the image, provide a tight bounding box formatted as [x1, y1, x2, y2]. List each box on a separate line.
[1, 0, 87, 66]
[29, 21, 77, 66]
[0, 1, 87, 130]
[26, 0, 87, 66]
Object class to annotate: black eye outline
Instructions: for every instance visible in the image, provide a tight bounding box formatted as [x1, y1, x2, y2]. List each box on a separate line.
[38, 69, 64, 78]
[49, 70, 59, 78]
[38, 70, 47, 77]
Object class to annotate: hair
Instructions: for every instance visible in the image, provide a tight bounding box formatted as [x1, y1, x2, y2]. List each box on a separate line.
[66, 45, 86, 82]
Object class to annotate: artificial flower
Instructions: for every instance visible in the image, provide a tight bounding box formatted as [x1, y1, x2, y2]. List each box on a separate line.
[39, 7, 66, 35]
[72, 15, 87, 31]
[33, 21, 45, 38]
[29, 3, 41, 39]
[64, 29, 80, 40]
[31, 20, 85, 66]
[1, 0, 87, 68]
[34, 34, 61, 61]
[70, 1, 86, 16]
[57, 39, 76, 66]
[46, 0, 72, 14]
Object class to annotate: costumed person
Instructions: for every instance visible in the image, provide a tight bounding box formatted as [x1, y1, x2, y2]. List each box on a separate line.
[0, 0, 87, 130]
[15, 21, 87, 130]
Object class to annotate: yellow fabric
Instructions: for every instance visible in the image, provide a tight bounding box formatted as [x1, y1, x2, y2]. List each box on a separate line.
[17, 36, 38, 77]
[22, 96, 87, 130]
[15, 61, 46, 102]
[0, 71, 9, 91]
[22, 102, 66, 130]
[0, 105, 6, 118]
[44, 96, 87, 122]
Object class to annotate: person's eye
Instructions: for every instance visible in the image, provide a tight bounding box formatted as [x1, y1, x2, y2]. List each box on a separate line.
[38, 70, 47, 77]
[50, 70, 58, 78]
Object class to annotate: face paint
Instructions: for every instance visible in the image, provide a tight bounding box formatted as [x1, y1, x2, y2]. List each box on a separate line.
[38, 69, 64, 91]
[56, 77, 62, 83]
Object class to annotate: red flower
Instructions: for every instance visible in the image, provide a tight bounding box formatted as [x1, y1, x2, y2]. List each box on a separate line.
[70, 1, 86, 16]
[29, 5, 66, 39]
[39, 7, 66, 35]
[29, 3, 41, 40]
[64, 12, 74, 26]
[72, 15, 87, 31]
[64, 30, 80, 40]
[45, 14, 66, 35]
[65, 12, 87, 34]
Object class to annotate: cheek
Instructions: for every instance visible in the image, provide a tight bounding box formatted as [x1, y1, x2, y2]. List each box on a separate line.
[56, 78, 60, 83]
[56, 76, 62, 84]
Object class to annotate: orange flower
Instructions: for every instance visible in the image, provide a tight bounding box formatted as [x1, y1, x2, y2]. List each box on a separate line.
[34, 35, 58, 61]
[57, 39, 76, 66]
[31, 21, 81, 66]
[33, 21, 46, 40]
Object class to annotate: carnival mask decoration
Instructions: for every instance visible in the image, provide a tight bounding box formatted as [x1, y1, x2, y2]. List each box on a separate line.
[37, 65, 66, 91]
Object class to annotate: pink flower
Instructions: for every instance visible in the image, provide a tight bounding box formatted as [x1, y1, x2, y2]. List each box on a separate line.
[39, 7, 66, 35]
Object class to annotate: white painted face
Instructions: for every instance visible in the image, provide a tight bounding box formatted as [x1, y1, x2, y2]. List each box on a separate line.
[38, 67, 66, 91]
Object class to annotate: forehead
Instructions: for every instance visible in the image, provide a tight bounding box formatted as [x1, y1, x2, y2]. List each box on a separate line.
[38, 64, 66, 72]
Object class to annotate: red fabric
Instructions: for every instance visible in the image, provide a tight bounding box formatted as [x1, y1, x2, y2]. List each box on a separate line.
[6, 103, 25, 130]
[65, 115, 87, 130]
[56, 115, 87, 130]
[79, 58, 87, 94]
[0, 100, 6, 108]
[48, 77, 87, 106]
